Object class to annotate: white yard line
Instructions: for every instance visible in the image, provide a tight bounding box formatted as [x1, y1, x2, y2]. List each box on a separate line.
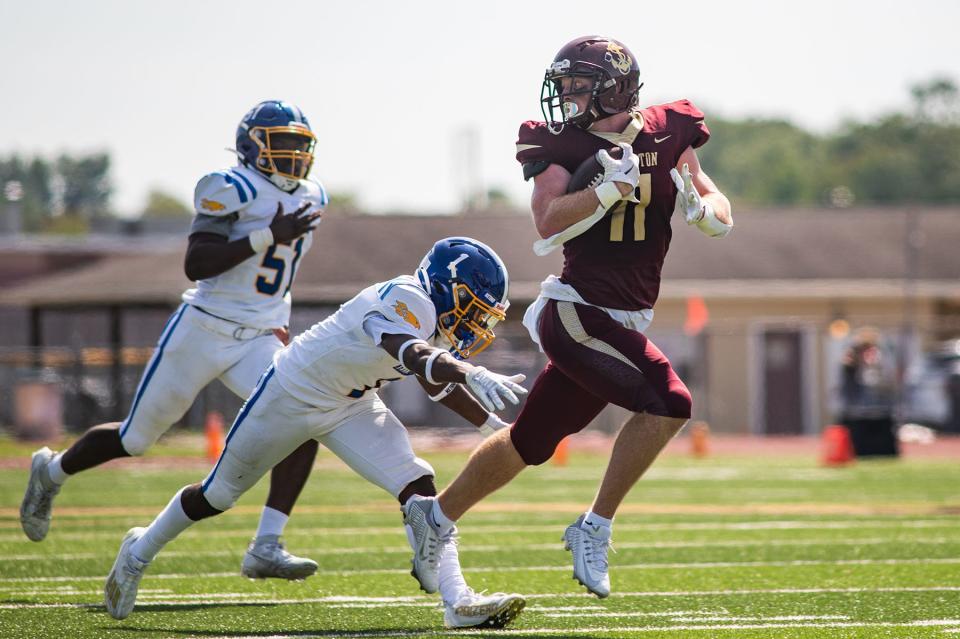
[3, 585, 960, 600]
[4, 535, 956, 562]
[1, 517, 957, 541]
[177, 620, 960, 638]
[2, 557, 960, 585]
[542, 613, 850, 620]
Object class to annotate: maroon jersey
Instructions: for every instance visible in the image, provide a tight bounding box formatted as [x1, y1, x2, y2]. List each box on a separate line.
[516, 100, 710, 310]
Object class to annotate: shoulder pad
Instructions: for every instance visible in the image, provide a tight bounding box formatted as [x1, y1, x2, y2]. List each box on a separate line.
[515, 121, 555, 164]
[663, 99, 705, 120]
[661, 100, 710, 149]
[298, 178, 329, 210]
[375, 278, 435, 340]
[194, 169, 259, 215]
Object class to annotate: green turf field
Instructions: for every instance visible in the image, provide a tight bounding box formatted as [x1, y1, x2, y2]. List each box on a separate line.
[1, 436, 958, 638]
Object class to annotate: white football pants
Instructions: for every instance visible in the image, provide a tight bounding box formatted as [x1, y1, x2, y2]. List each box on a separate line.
[200, 366, 434, 511]
[118, 304, 282, 455]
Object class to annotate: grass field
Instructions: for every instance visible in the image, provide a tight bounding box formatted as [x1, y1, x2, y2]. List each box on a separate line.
[1, 434, 959, 638]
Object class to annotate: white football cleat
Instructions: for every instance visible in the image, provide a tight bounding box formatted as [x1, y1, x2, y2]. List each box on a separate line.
[444, 589, 526, 629]
[563, 515, 612, 598]
[241, 535, 318, 580]
[401, 495, 447, 593]
[20, 447, 61, 542]
[104, 527, 150, 619]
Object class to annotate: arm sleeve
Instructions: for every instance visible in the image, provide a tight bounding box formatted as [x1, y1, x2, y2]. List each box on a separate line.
[189, 212, 237, 237]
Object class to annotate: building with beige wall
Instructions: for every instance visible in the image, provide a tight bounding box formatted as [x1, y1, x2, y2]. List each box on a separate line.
[1, 208, 957, 435]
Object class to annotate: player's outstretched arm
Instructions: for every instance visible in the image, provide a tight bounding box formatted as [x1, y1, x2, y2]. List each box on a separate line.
[184, 202, 320, 281]
[415, 377, 510, 437]
[671, 146, 732, 237]
[380, 334, 527, 413]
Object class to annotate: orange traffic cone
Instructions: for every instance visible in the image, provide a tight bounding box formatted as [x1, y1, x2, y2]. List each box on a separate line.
[821, 424, 855, 466]
[205, 411, 225, 461]
[690, 421, 710, 458]
[551, 436, 570, 466]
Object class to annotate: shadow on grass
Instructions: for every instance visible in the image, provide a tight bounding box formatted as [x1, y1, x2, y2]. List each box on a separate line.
[112, 629, 594, 639]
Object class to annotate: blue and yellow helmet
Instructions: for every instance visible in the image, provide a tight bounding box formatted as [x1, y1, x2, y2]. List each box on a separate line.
[236, 100, 316, 190]
[417, 237, 509, 359]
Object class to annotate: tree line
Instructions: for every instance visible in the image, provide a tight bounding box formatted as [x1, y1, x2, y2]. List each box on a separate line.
[1, 78, 957, 232]
[698, 78, 960, 207]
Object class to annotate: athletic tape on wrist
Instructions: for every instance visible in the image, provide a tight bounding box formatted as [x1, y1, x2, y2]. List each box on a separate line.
[594, 181, 622, 210]
[424, 350, 444, 385]
[248, 227, 274, 253]
[484, 413, 507, 429]
[696, 202, 733, 238]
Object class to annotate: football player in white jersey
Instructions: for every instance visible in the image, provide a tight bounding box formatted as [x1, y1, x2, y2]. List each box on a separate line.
[103, 237, 529, 629]
[21, 100, 325, 579]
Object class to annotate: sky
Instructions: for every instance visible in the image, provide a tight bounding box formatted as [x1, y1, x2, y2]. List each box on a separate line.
[1, 0, 958, 216]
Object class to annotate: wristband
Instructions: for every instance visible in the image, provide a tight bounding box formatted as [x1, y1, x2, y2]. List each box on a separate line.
[428, 382, 457, 402]
[424, 350, 443, 385]
[396, 338, 427, 368]
[594, 181, 622, 210]
[248, 227, 274, 253]
[479, 413, 509, 437]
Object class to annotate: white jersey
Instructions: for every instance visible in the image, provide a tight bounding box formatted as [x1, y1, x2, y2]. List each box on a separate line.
[274, 275, 437, 408]
[182, 164, 327, 329]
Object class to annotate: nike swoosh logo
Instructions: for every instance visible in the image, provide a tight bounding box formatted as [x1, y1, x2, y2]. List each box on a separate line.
[654, 135, 671, 143]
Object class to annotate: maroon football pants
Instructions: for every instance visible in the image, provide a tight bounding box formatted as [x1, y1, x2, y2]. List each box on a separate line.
[510, 300, 691, 465]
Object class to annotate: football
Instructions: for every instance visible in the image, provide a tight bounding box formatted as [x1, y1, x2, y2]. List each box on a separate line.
[565, 146, 621, 194]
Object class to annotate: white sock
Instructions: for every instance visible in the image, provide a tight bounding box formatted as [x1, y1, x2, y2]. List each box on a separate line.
[431, 499, 456, 535]
[131, 488, 194, 562]
[582, 510, 613, 531]
[46, 453, 69, 485]
[256, 506, 289, 539]
[438, 536, 470, 606]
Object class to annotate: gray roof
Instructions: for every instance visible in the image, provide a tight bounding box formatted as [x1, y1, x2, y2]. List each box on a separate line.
[1, 207, 957, 307]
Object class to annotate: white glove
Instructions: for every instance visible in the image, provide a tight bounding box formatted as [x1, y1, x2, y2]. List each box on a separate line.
[465, 366, 528, 412]
[670, 163, 705, 224]
[479, 413, 509, 437]
[597, 142, 640, 193]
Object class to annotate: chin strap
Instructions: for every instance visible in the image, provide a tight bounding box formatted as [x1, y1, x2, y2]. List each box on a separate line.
[270, 173, 300, 192]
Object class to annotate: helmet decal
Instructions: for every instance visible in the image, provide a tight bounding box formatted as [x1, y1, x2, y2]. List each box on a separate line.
[540, 36, 642, 132]
[447, 253, 469, 278]
[605, 42, 633, 75]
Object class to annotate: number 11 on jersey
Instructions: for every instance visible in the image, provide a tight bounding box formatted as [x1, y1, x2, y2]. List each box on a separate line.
[609, 173, 652, 242]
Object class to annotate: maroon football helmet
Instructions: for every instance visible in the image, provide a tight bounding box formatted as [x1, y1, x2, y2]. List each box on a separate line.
[541, 36, 642, 132]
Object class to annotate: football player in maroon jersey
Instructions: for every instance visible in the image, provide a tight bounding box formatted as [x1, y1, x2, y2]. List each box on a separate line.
[403, 36, 733, 599]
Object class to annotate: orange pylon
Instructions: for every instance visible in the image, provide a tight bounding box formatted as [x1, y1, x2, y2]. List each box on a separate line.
[690, 421, 710, 458]
[551, 436, 570, 466]
[205, 411, 225, 461]
[821, 424, 855, 466]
